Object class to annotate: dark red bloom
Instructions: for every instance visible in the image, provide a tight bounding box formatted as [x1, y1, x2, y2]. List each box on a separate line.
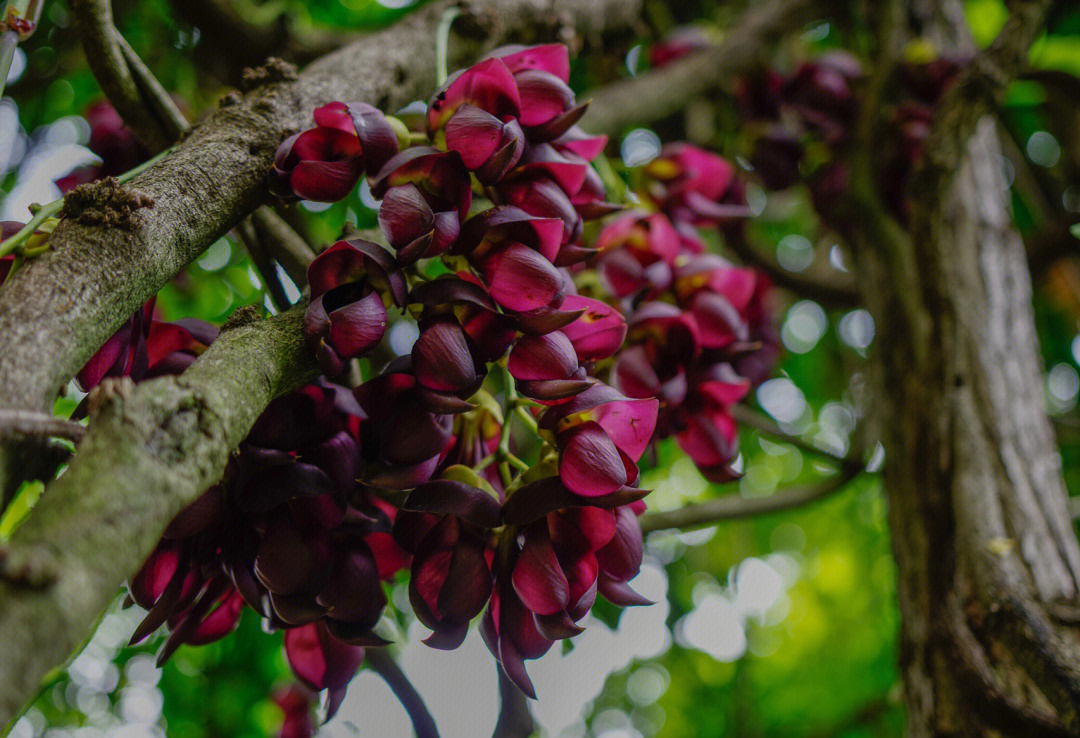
[540, 383, 658, 497]
[270, 125, 364, 202]
[643, 144, 751, 226]
[558, 295, 627, 364]
[304, 240, 404, 376]
[284, 621, 364, 719]
[508, 331, 591, 401]
[274, 685, 316, 738]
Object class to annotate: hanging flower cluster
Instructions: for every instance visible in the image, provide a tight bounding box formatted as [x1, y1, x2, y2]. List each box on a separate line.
[589, 145, 777, 481]
[738, 49, 965, 223]
[105, 44, 673, 720]
[56, 42, 785, 732]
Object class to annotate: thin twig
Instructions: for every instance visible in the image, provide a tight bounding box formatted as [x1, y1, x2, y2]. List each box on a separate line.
[725, 233, 861, 308]
[729, 403, 862, 470]
[638, 465, 862, 533]
[235, 220, 291, 310]
[0, 411, 86, 443]
[366, 649, 440, 738]
[249, 206, 315, 288]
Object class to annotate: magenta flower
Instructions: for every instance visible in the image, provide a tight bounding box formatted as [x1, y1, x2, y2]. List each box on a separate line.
[595, 212, 682, 298]
[479, 241, 566, 314]
[410, 276, 518, 366]
[411, 314, 487, 410]
[284, 621, 364, 719]
[643, 143, 751, 225]
[674, 386, 742, 483]
[270, 125, 364, 202]
[371, 147, 472, 262]
[274, 685, 316, 738]
[508, 331, 591, 401]
[783, 51, 863, 144]
[558, 295, 627, 363]
[444, 104, 525, 184]
[540, 384, 658, 497]
[355, 367, 454, 488]
[427, 57, 521, 135]
[394, 479, 500, 649]
[304, 239, 404, 376]
[312, 101, 400, 175]
[76, 299, 217, 392]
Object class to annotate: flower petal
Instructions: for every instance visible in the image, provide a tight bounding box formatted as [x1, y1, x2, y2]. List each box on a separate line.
[558, 421, 627, 497]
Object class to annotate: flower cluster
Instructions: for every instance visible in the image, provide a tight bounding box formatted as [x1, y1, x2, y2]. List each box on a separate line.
[593, 203, 775, 479]
[739, 50, 965, 222]
[112, 44, 679, 723]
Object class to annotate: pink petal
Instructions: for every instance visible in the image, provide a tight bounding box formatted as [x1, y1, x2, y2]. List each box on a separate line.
[558, 421, 627, 497]
[482, 243, 565, 313]
[494, 44, 571, 82]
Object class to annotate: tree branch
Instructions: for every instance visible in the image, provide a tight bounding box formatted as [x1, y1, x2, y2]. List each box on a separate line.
[0, 305, 317, 730]
[727, 232, 861, 307]
[728, 403, 863, 470]
[0, 410, 85, 443]
[0, 0, 644, 503]
[639, 465, 862, 534]
[581, 0, 820, 137]
[492, 665, 534, 738]
[169, 0, 351, 85]
[365, 649, 440, 738]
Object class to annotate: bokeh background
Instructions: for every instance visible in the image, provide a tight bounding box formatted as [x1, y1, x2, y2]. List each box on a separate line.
[2, 1, 1079, 736]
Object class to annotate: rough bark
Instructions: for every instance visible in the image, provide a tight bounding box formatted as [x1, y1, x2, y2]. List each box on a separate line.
[0, 306, 317, 729]
[849, 2, 1080, 732]
[0, 0, 643, 505]
[858, 116, 1080, 737]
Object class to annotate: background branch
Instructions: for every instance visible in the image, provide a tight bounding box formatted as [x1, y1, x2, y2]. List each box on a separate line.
[366, 649, 440, 738]
[639, 466, 862, 534]
[581, 0, 819, 137]
[0, 410, 85, 443]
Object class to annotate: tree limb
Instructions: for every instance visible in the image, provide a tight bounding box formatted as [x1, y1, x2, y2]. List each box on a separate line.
[0, 0, 644, 504]
[728, 403, 863, 470]
[0, 305, 317, 730]
[492, 665, 534, 738]
[725, 233, 861, 308]
[366, 649, 440, 738]
[581, 0, 820, 137]
[0, 410, 85, 443]
[639, 465, 862, 534]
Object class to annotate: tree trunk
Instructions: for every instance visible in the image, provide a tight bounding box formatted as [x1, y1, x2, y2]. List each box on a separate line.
[858, 115, 1080, 736]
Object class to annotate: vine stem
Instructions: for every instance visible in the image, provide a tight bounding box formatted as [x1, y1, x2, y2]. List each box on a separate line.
[435, 6, 461, 86]
[0, 146, 175, 259]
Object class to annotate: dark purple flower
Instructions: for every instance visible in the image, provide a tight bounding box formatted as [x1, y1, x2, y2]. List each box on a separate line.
[270, 125, 364, 202]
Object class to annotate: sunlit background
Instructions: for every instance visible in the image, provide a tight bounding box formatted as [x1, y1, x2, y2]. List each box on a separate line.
[3, 0, 1080, 736]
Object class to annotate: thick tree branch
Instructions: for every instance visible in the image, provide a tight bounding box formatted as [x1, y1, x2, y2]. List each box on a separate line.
[0, 0, 644, 503]
[0, 305, 317, 730]
[581, 0, 820, 137]
[639, 466, 862, 534]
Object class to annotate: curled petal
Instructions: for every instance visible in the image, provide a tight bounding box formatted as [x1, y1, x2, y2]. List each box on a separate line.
[558, 421, 627, 497]
[558, 295, 627, 363]
[285, 621, 364, 692]
[412, 316, 479, 394]
[514, 69, 575, 128]
[512, 524, 569, 616]
[595, 506, 643, 581]
[493, 44, 571, 82]
[403, 479, 501, 529]
[509, 332, 580, 381]
[501, 476, 647, 526]
[597, 574, 652, 607]
[428, 57, 521, 133]
[481, 243, 565, 313]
